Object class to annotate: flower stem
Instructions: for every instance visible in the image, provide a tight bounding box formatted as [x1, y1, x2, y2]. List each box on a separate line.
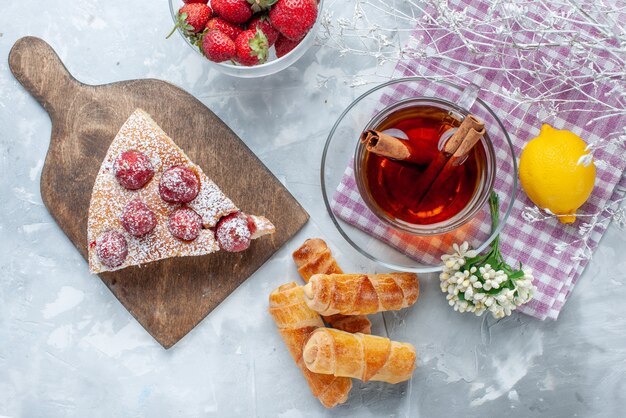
[489, 191, 500, 233]
[459, 192, 503, 269]
[488, 191, 503, 262]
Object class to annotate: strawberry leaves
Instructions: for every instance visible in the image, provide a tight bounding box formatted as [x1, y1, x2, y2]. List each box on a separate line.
[166, 12, 195, 39]
[247, 0, 279, 13]
[248, 29, 269, 63]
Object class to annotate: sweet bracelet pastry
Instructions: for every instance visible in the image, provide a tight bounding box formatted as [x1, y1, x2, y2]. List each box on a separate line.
[87, 109, 275, 273]
[268, 282, 352, 408]
[292, 239, 372, 334]
[302, 273, 419, 316]
[272, 241, 421, 405]
[292, 238, 343, 282]
[302, 328, 416, 384]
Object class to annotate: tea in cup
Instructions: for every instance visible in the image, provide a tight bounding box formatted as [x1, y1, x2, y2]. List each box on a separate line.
[354, 96, 496, 236]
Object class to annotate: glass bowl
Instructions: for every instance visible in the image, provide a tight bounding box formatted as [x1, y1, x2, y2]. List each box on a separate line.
[168, 0, 324, 78]
[321, 77, 518, 273]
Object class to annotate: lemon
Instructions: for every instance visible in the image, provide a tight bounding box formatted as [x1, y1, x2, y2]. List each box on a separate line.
[519, 124, 595, 224]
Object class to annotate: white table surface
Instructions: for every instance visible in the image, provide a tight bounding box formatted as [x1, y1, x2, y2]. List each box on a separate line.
[1, 1, 625, 417]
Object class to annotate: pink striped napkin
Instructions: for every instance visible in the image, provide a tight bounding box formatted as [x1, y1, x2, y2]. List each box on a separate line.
[331, 0, 626, 320]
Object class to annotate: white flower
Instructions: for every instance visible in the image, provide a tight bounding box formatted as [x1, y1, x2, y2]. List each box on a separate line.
[495, 270, 508, 284]
[439, 233, 536, 319]
[513, 269, 536, 305]
[455, 242, 478, 258]
[496, 293, 508, 304]
[441, 241, 478, 273]
[479, 264, 496, 280]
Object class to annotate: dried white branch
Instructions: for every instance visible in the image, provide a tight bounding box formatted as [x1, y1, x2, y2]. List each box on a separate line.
[522, 195, 626, 260]
[318, 0, 626, 131]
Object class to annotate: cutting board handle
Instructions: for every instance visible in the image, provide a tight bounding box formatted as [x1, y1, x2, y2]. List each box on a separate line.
[9, 36, 83, 116]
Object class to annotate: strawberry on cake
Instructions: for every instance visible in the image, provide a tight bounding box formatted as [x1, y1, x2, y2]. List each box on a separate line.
[87, 108, 275, 273]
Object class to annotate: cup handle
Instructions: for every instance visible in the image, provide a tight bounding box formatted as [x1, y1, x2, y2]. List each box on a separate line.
[458, 82, 480, 111]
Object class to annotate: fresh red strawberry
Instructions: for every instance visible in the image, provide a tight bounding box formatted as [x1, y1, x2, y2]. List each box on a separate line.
[202, 30, 236, 62]
[235, 28, 269, 66]
[248, 14, 279, 46]
[167, 3, 212, 38]
[211, 0, 253, 24]
[269, 0, 317, 41]
[274, 34, 303, 58]
[183, 0, 208, 3]
[206, 17, 243, 41]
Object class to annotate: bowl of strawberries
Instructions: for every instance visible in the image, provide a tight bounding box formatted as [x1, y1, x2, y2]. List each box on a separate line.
[167, 0, 323, 77]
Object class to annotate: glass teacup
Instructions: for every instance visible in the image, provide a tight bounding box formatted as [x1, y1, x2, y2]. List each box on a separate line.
[354, 85, 497, 236]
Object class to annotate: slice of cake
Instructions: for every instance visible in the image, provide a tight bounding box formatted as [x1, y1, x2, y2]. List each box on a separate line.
[87, 109, 275, 273]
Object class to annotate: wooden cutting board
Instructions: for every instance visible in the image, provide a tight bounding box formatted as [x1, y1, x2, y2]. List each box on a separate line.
[9, 37, 309, 349]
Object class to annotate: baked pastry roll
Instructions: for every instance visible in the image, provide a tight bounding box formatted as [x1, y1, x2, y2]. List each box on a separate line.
[268, 282, 352, 408]
[292, 238, 343, 282]
[303, 273, 419, 316]
[303, 328, 416, 384]
[293, 238, 371, 334]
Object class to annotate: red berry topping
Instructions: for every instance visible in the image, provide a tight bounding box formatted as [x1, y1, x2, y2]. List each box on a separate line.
[114, 150, 155, 190]
[234, 29, 269, 66]
[275, 34, 303, 58]
[246, 215, 258, 236]
[270, 0, 317, 41]
[168, 207, 202, 241]
[215, 212, 251, 252]
[206, 17, 243, 41]
[211, 0, 253, 24]
[96, 230, 128, 268]
[202, 30, 236, 62]
[248, 14, 279, 46]
[120, 199, 157, 237]
[183, 0, 208, 3]
[159, 166, 200, 203]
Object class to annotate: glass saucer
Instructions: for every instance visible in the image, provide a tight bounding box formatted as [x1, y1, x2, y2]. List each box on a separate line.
[321, 77, 517, 273]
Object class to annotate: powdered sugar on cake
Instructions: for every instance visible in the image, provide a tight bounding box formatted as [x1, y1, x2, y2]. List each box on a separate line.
[188, 180, 238, 227]
[87, 109, 273, 274]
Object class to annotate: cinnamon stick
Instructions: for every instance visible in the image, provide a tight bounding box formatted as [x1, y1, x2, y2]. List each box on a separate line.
[360, 130, 431, 165]
[410, 115, 485, 205]
[440, 115, 484, 155]
[417, 126, 486, 206]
